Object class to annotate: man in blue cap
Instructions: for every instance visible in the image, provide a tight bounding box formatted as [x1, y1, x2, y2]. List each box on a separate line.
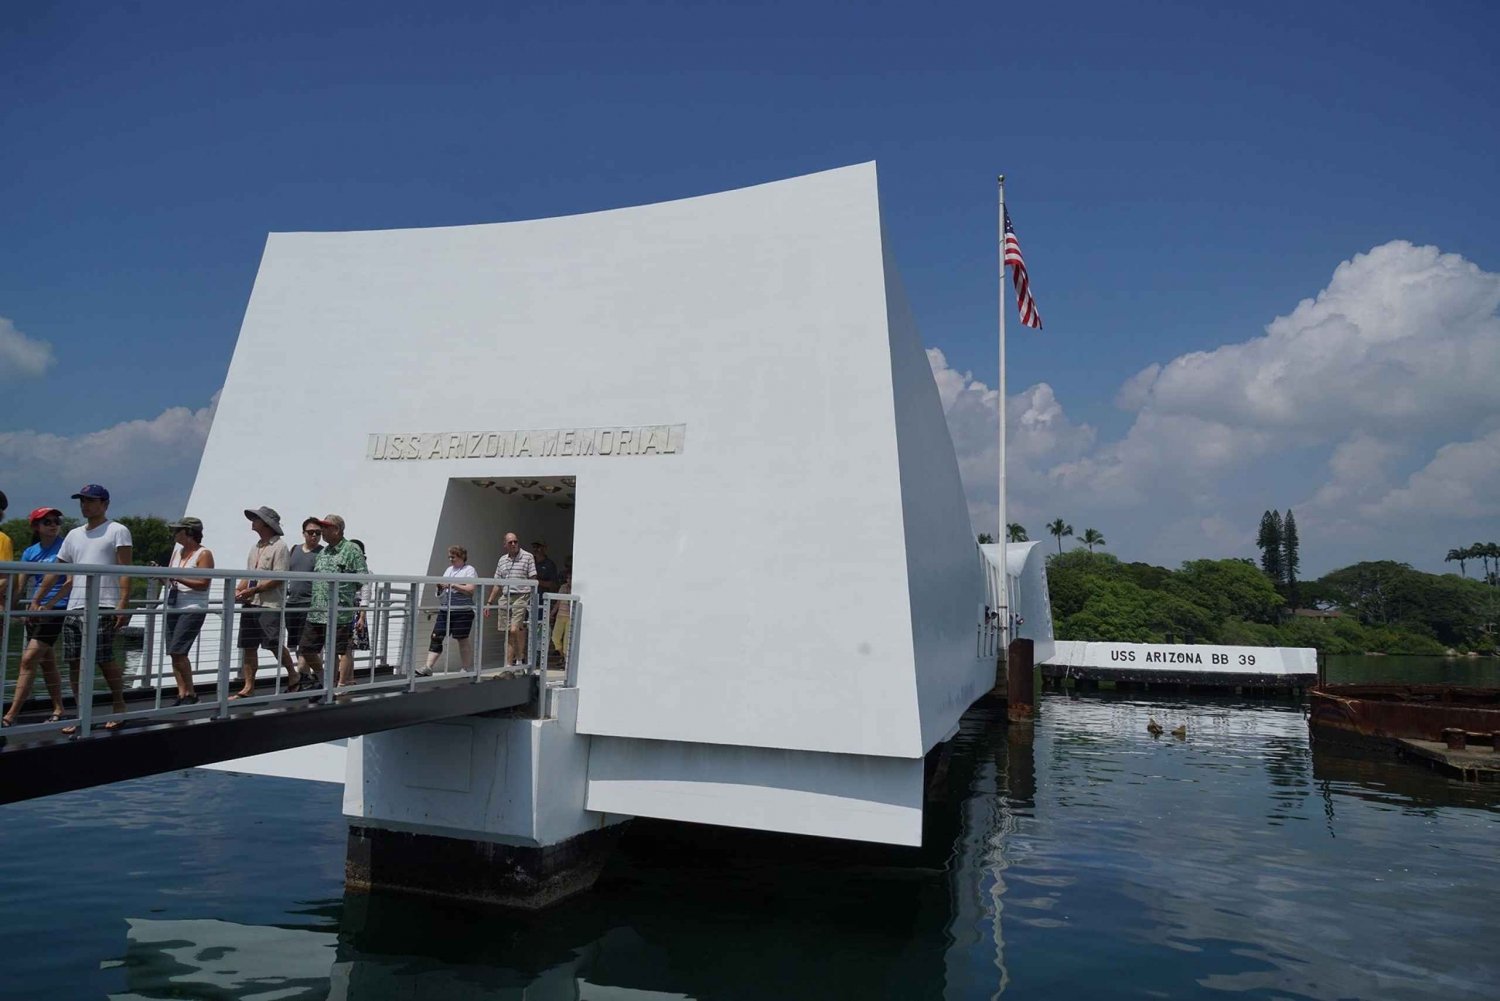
[33, 484, 133, 731]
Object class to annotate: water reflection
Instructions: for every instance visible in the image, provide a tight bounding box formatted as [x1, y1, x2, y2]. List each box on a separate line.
[1310, 735, 1500, 816]
[983, 692, 1500, 1000]
[10, 691, 1500, 999]
[111, 917, 335, 1000]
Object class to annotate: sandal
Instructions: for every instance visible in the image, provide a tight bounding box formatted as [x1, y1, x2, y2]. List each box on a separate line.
[46, 713, 65, 723]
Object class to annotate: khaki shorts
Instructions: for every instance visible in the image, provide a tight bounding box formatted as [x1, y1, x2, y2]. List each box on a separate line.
[496, 594, 529, 629]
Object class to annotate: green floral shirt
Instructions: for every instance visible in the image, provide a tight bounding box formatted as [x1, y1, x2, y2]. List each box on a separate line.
[308, 538, 369, 625]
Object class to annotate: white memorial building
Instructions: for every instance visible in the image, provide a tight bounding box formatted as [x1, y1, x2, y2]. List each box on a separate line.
[188, 162, 1012, 898]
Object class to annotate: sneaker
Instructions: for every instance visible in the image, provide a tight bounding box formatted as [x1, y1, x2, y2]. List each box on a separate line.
[415, 666, 433, 677]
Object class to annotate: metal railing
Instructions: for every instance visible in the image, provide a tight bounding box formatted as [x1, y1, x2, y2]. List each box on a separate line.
[1, 561, 582, 740]
[978, 606, 1003, 660]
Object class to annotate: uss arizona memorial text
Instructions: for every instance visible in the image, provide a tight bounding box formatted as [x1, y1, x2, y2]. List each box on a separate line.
[366, 424, 687, 461]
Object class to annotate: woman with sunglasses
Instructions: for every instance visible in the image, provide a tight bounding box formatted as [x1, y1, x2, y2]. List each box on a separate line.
[163, 518, 215, 705]
[2, 508, 70, 727]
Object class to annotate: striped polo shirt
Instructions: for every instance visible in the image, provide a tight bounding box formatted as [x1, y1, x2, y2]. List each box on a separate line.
[494, 549, 537, 595]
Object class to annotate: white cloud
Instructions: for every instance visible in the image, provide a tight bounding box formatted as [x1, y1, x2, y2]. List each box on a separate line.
[0, 394, 218, 519]
[932, 241, 1500, 573]
[1114, 363, 1159, 412]
[1122, 241, 1500, 437]
[1298, 434, 1405, 524]
[1048, 412, 1274, 507]
[0, 316, 55, 380]
[1359, 427, 1500, 523]
[926, 348, 1094, 535]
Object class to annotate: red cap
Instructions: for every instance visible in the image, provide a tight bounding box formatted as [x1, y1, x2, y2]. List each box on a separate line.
[29, 507, 63, 523]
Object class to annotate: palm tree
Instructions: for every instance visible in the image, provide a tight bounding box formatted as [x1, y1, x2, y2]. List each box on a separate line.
[1476, 541, 1500, 586]
[1470, 543, 1490, 584]
[1007, 523, 1028, 543]
[1445, 548, 1468, 576]
[1081, 528, 1106, 552]
[977, 533, 996, 545]
[1047, 518, 1073, 555]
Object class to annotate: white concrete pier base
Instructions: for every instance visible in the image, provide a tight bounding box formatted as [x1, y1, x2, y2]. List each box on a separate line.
[343, 688, 630, 908]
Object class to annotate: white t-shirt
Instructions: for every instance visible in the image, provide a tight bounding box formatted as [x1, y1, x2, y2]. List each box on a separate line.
[440, 563, 478, 606]
[58, 520, 134, 610]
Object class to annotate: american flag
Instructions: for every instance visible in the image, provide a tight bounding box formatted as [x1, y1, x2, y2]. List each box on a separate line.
[1003, 211, 1043, 329]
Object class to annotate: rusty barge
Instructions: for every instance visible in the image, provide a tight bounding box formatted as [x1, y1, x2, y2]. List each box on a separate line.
[1308, 684, 1500, 781]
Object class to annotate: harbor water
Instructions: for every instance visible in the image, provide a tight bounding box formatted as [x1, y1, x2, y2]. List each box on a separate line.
[2, 659, 1497, 999]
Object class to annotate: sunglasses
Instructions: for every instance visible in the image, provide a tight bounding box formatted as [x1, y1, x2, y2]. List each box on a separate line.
[304, 528, 322, 535]
[38, 518, 62, 526]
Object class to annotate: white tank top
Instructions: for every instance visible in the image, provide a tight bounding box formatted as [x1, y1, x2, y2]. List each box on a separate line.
[171, 546, 211, 607]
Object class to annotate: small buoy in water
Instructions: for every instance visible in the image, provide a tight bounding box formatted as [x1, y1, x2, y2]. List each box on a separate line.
[1147, 717, 1164, 736]
[1171, 724, 1187, 739]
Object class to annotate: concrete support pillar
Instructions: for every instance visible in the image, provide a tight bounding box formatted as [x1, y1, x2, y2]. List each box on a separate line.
[346, 822, 624, 909]
[341, 687, 631, 909]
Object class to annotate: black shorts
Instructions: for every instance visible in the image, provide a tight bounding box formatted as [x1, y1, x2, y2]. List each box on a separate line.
[429, 607, 475, 652]
[284, 605, 311, 649]
[237, 608, 282, 651]
[61, 615, 120, 667]
[24, 617, 64, 647]
[299, 621, 352, 657]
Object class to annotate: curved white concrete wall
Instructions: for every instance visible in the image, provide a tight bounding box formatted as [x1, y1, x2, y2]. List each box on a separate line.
[190, 163, 987, 844]
[981, 541, 1055, 663]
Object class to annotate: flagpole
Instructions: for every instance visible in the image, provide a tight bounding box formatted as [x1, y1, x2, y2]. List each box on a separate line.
[997, 175, 1009, 651]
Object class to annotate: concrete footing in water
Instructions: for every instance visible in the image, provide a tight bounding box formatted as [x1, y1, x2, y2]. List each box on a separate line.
[345, 821, 626, 909]
[341, 685, 632, 909]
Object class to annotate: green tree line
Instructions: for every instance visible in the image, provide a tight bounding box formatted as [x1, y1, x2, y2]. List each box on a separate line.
[1048, 550, 1499, 655]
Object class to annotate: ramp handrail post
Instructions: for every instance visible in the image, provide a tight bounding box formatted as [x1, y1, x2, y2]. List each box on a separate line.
[0, 595, 11, 701]
[540, 594, 554, 718]
[472, 587, 485, 679]
[139, 578, 161, 691]
[215, 576, 236, 718]
[565, 598, 581, 689]
[76, 575, 101, 734]
[323, 581, 339, 700]
[371, 581, 386, 672]
[404, 584, 419, 691]
[140, 589, 158, 695]
[529, 584, 540, 672]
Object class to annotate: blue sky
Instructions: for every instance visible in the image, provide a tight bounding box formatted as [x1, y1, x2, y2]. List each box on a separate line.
[2, 0, 1497, 576]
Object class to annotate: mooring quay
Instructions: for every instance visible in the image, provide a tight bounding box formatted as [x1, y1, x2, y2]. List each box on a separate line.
[1039, 640, 1318, 693]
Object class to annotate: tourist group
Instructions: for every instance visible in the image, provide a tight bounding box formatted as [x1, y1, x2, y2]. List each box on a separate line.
[1, 486, 570, 731]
